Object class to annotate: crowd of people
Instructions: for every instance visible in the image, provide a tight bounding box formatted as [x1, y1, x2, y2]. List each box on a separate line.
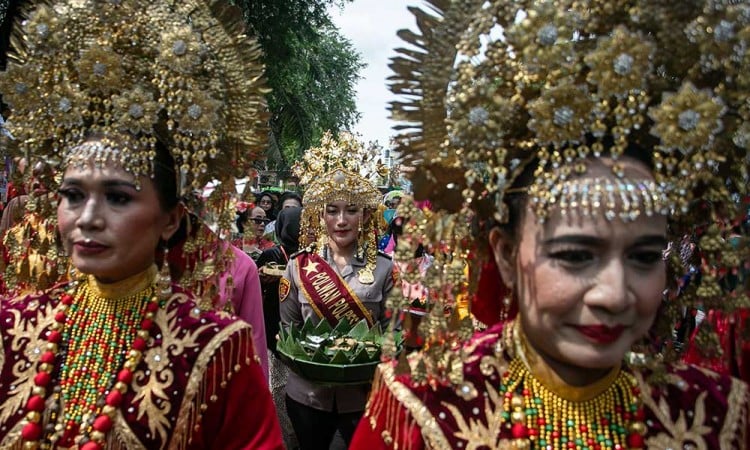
[0, 0, 748, 449]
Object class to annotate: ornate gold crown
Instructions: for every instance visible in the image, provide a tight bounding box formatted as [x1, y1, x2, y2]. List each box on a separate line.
[293, 131, 387, 284]
[0, 0, 267, 201]
[292, 130, 385, 209]
[0, 0, 268, 297]
[386, 0, 750, 380]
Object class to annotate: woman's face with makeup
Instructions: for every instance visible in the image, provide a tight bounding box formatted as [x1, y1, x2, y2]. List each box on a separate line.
[57, 157, 179, 283]
[493, 157, 668, 374]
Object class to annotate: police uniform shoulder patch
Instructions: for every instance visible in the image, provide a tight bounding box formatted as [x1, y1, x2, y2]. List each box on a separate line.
[279, 277, 291, 302]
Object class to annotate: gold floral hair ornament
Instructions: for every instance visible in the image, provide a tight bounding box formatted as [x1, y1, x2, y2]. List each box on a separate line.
[293, 131, 387, 284]
[388, 0, 750, 375]
[292, 130, 386, 206]
[1, 0, 267, 191]
[0, 0, 268, 298]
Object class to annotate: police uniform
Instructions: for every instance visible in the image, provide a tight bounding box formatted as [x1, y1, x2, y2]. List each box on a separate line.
[279, 248, 394, 446]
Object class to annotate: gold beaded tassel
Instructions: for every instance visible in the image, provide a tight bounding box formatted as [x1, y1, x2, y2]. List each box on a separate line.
[358, 218, 376, 285]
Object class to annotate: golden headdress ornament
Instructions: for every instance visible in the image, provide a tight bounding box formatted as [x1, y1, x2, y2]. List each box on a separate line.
[292, 130, 386, 209]
[387, 0, 750, 378]
[0, 0, 268, 295]
[293, 130, 387, 284]
[1, 0, 267, 192]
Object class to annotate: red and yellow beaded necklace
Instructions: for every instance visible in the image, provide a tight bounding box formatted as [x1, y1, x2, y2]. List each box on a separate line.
[500, 323, 647, 450]
[21, 266, 163, 450]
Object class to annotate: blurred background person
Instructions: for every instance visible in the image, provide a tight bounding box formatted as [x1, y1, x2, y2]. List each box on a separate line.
[256, 206, 303, 449]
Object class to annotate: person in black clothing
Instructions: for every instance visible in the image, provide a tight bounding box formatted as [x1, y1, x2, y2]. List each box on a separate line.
[264, 191, 303, 241]
[256, 206, 302, 350]
[255, 206, 302, 449]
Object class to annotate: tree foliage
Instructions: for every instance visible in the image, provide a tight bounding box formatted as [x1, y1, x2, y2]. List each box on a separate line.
[231, 0, 364, 169]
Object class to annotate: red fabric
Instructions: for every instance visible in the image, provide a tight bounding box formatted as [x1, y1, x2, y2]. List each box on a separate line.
[294, 251, 376, 326]
[683, 308, 750, 387]
[471, 245, 515, 327]
[354, 322, 749, 449]
[4, 181, 24, 203]
[350, 416, 393, 450]
[0, 285, 284, 449]
[350, 385, 425, 450]
[190, 327, 283, 450]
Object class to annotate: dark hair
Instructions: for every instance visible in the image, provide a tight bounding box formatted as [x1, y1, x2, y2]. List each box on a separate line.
[256, 191, 278, 220]
[152, 140, 180, 211]
[276, 206, 302, 253]
[279, 191, 303, 208]
[236, 210, 249, 234]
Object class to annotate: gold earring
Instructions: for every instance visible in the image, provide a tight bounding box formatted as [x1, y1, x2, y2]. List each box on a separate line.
[499, 284, 514, 323]
[357, 220, 365, 259]
[158, 246, 173, 300]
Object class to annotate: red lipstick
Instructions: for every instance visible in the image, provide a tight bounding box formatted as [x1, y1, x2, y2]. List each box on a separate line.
[74, 240, 109, 255]
[573, 324, 626, 344]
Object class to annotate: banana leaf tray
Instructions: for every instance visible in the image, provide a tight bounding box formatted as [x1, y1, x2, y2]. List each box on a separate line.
[277, 318, 402, 386]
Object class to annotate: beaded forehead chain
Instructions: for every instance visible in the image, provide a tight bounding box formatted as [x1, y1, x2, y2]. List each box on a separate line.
[382, 0, 750, 378]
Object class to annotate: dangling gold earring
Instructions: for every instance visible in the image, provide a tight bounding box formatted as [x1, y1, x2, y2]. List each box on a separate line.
[158, 245, 173, 300]
[316, 215, 326, 253]
[499, 285, 515, 323]
[358, 219, 376, 284]
[356, 218, 364, 259]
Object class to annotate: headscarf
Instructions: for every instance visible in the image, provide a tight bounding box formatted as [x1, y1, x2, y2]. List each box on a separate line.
[275, 206, 302, 254]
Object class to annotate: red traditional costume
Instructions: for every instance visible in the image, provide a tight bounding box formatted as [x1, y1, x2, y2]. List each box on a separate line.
[0, 270, 283, 449]
[353, 320, 750, 449]
[346, 0, 750, 447]
[0, 0, 280, 447]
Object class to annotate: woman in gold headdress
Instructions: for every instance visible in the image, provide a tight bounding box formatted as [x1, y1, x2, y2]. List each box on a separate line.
[279, 131, 395, 449]
[352, 1, 750, 448]
[0, 1, 283, 448]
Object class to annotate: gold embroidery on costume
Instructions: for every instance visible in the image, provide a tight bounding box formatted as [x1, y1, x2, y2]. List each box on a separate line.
[636, 372, 711, 449]
[0, 415, 22, 449]
[378, 363, 451, 450]
[442, 381, 510, 450]
[479, 355, 508, 379]
[0, 303, 55, 426]
[168, 321, 251, 450]
[721, 377, 749, 449]
[112, 411, 147, 450]
[461, 334, 499, 360]
[132, 293, 213, 446]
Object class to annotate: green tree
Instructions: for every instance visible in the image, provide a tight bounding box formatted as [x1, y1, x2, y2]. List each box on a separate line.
[231, 0, 364, 169]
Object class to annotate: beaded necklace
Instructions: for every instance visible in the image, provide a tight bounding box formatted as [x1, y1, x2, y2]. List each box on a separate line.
[21, 267, 162, 450]
[500, 325, 647, 450]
